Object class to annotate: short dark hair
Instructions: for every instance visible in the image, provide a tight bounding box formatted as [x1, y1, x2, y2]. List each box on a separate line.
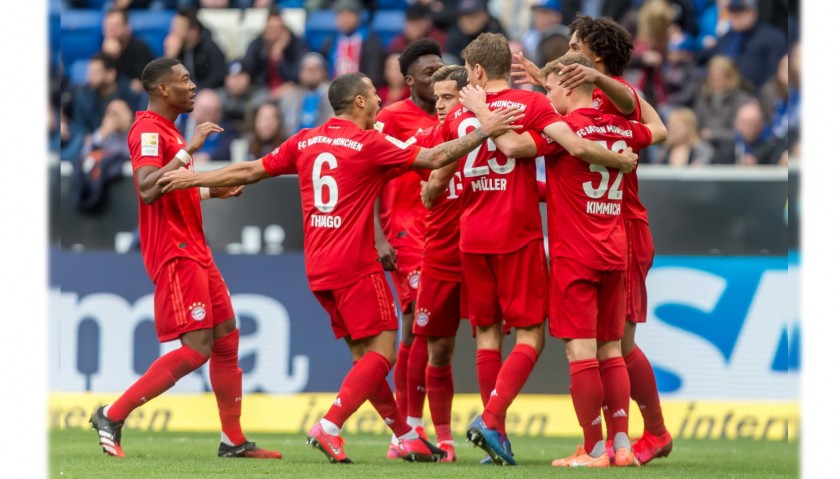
[432, 65, 468, 90]
[461, 32, 511, 80]
[141, 58, 182, 93]
[177, 8, 203, 32]
[328, 72, 369, 115]
[399, 39, 442, 77]
[90, 52, 117, 71]
[568, 15, 633, 76]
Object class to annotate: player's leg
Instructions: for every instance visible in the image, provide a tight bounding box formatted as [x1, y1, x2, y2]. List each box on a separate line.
[91, 258, 212, 457]
[548, 258, 608, 468]
[623, 219, 671, 464]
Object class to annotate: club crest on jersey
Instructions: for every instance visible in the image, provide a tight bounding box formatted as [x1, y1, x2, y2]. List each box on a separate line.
[189, 302, 207, 321]
[408, 271, 421, 289]
[415, 308, 430, 327]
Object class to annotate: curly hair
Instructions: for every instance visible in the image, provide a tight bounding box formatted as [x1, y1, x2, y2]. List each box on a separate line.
[398, 38, 442, 77]
[568, 15, 633, 76]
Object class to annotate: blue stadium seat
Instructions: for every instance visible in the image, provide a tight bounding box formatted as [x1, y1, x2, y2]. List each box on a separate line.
[69, 59, 90, 87]
[304, 10, 337, 53]
[61, 10, 104, 66]
[277, 0, 304, 8]
[376, 0, 408, 9]
[129, 10, 175, 57]
[85, 0, 109, 9]
[371, 10, 405, 49]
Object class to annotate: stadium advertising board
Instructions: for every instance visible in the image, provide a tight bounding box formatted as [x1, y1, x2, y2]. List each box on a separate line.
[50, 249, 797, 439]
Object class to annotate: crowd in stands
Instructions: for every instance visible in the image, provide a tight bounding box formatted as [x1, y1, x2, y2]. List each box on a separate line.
[53, 0, 798, 210]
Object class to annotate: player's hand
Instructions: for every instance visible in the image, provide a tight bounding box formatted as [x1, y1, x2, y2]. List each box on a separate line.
[210, 185, 244, 199]
[187, 122, 224, 154]
[557, 63, 600, 90]
[420, 180, 434, 209]
[481, 106, 525, 138]
[459, 84, 487, 113]
[158, 168, 197, 193]
[511, 52, 546, 88]
[618, 147, 638, 174]
[376, 237, 397, 271]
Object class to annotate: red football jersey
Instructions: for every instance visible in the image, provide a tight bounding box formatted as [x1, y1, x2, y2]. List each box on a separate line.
[129, 110, 212, 282]
[534, 108, 652, 270]
[593, 76, 648, 223]
[414, 126, 463, 282]
[374, 99, 438, 252]
[441, 89, 561, 254]
[261, 117, 420, 290]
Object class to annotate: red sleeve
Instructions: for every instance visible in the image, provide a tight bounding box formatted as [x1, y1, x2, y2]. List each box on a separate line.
[261, 131, 304, 176]
[129, 121, 165, 171]
[527, 129, 565, 157]
[370, 132, 421, 179]
[440, 108, 458, 142]
[413, 127, 442, 181]
[628, 121, 653, 152]
[374, 108, 396, 136]
[526, 94, 563, 132]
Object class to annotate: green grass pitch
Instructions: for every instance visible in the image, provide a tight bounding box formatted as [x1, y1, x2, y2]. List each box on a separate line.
[50, 428, 798, 479]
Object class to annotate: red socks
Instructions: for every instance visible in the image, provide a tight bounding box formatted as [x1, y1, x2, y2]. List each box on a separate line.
[481, 344, 538, 430]
[599, 356, 630, 441]
[625, 346, 667, 435]
[324, 351, 392, 429]
[368, 375, 413, 437]
[394, 342, 411, 420]
[569, 358, 604, 453]
[209, 329, 246, 446]
[475, 348, 502, 406]
[406, 336, 429, 419]
[425, 364, 454, 442]
[107, 345, 208, 422]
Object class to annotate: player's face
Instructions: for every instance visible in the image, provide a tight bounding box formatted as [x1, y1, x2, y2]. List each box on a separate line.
[163, 64, 197, 113]
[362, 77, 381, 129]
[407, 54, 444, 103]
[465, 62, 479, 87]
[433, 80, 459, 123]
[544, 72, 568, 114]
[567, 32, 599, 67]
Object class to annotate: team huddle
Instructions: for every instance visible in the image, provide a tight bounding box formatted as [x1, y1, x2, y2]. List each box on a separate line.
[90, 13, 674, 469]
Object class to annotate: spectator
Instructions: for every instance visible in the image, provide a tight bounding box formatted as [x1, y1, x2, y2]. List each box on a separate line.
[242, 9, 309, 100]
[758, 52, 789, 143]
[71, 99, 134, 213]
[714, 100, 783, 165]
[245, 102, 286, 161]
[378, 52, 410, 107]
[100, 8, 156, 93]
[697, 0, 731, 50]
[445, 0, 507, 64]
[626, 0, 671, 108]
[562, 0, 633, 25]
[164, 8, 227, 89]
[536, 31, 570, 67]
[655, 107, 714, 166]
[520, 0, 569, 67]
[389, 3, 448, 55]
[787, 42, 801, 158]
[700, 0, 786, 90]
[217, 59, 269, 134]
[279, 52, 334, 136]
[693, 55, 754, 146]
[175, 89, 239, 163]
[662, 33, 703, 108]
[320, 0, 386, 87]
[69, 53, 146, 141]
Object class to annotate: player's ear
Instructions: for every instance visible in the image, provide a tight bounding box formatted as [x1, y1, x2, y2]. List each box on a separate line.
[405, 74, 415, 87]
[355, 94, 365, 109]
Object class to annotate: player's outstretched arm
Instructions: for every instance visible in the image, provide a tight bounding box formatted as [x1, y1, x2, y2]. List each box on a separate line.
[158, 160, 271, 193]
[422, 162, 459, 208]
[543, 121, 638, 173]
[412, 107, 523, 170]
[459, 85, 537, 158]
[511, 52, 547, 88]
[558, 64, 636, 116]
[638, 96, 668, 145]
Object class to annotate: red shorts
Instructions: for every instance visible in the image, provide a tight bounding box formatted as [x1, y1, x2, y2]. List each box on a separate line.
[154, 258, 234, 342]
[313, 272, 399, 340]
[625, 219, 654, 323]
[461, 239, 547, 329]
[413, 275, 466, 338]
[390, 246, 422, 314]
[548, 257, 626, 341]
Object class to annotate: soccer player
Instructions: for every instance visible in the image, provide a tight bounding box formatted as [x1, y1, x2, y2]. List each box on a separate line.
[513, 15, 674, 464]
[88, 58, 282, 460]
[156, 72, 523, 463]
[464, 53, 666, 467]
[435, 33, 637, 466]
[372, 39, 444, 456]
